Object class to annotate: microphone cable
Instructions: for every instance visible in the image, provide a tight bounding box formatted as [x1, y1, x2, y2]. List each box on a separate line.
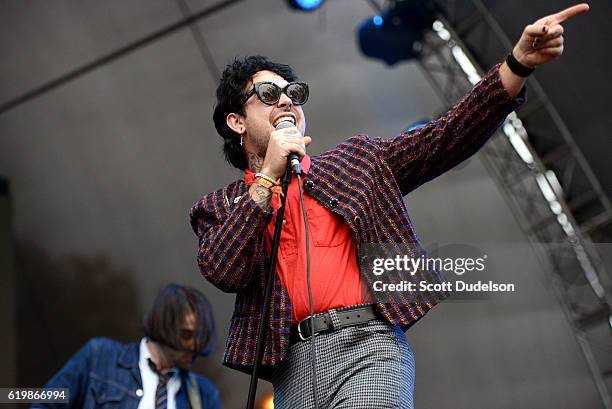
[295, 172, 319, 409]
[280, 118, 319, 408]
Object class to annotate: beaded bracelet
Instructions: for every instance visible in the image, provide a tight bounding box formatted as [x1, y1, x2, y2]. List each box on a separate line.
[255, 177, 277, 190]
[254, 172, 279, 186]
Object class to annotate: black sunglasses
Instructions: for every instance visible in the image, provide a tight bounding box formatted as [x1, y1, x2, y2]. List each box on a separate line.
[243, 81, 309, 106]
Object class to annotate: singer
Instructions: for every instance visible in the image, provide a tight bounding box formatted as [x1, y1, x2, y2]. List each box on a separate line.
[189, 4, 588, 408]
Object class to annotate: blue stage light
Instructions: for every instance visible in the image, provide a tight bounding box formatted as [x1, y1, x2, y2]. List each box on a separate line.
[287, 0, 325, 12]
[357, 0, 437, 65]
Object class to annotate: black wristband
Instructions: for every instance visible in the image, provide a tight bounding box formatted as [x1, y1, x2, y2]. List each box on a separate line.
[506, 53, 534, 77]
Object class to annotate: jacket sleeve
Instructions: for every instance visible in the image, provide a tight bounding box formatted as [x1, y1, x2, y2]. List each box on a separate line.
[30, 340, 93, 409]
[374, 62, 525, 196]
[190, 186, 272, 293]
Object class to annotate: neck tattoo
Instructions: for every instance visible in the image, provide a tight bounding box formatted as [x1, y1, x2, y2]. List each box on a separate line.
[247, 152, 264, 173]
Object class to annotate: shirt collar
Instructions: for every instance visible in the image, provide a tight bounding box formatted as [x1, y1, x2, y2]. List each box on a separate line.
[139, 338, 179, 378]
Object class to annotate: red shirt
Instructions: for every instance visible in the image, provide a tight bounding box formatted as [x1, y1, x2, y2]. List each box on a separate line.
[244, 156, 367, 322]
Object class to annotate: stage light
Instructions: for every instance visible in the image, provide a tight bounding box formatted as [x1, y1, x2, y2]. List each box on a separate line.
[255, 393, 274, 409]
[357, 0, 437, 65]
[286, 0, 325, 12]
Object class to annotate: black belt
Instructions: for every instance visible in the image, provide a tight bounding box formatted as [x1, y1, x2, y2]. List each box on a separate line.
[290, 304, 377, 344]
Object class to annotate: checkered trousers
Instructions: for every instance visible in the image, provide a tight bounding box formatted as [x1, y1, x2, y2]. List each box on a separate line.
[271, 320, 415, 409]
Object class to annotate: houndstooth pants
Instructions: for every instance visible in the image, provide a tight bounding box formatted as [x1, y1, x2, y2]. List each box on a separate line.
[272, 319, 415, 409]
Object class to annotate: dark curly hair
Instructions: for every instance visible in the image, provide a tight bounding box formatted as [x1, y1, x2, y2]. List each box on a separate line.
[213, 56, 299, 170]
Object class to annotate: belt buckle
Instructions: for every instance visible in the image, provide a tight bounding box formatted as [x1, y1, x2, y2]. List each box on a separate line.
[297, 315, 315, 341]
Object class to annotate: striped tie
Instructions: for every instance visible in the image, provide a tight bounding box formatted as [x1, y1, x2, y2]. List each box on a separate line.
[148, 359, 174, 409]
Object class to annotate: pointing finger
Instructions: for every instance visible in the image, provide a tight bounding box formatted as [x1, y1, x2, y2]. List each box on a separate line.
[550, 3, 589, 24]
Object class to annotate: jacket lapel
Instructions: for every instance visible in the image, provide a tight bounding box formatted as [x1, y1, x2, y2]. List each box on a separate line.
[117, 341, 142, 387]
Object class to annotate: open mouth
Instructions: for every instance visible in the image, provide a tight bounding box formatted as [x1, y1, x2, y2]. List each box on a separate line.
[273, 115, 296, 128]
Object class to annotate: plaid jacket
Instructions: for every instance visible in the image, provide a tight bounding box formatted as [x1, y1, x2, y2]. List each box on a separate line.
[190, 64, 524, 379]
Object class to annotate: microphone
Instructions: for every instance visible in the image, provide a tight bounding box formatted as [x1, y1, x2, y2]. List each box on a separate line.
[276, 120, 302, 175]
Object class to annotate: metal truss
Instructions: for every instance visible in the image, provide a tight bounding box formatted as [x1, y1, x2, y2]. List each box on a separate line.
[415, 1, 612, 406]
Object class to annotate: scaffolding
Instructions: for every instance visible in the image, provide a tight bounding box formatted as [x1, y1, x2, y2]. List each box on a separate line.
[413, 0, 612, 406]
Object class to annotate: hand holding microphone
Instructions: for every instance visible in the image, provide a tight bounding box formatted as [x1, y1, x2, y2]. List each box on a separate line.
[260, 121, 312, 180]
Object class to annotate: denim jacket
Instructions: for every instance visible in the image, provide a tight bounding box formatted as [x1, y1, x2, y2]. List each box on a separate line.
[32, 338, 220, 409]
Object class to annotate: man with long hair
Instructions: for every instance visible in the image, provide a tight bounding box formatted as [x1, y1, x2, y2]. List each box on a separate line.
[35, 284, 220, 409]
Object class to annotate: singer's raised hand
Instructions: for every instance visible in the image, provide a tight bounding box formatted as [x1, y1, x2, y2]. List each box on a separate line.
[500, 3, 588, 97]
[512, 3, 589, 68]
[260, 127, 312, 180]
